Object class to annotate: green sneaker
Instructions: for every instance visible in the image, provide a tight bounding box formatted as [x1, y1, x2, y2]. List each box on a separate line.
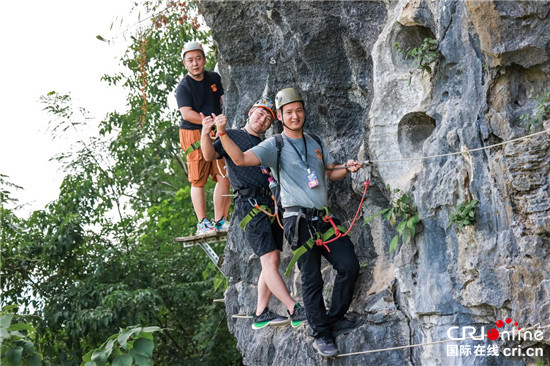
[289, 303, 307, 328]
[252, 308, 289, 330]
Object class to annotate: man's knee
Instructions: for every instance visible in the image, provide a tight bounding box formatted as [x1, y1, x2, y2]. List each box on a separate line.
[217, 175, 230, 186]
[260, 250, 281, 269]
[338, 256, 360, 280]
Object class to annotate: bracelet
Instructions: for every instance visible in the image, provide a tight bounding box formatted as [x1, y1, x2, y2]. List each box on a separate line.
[218, 131, 227, 136]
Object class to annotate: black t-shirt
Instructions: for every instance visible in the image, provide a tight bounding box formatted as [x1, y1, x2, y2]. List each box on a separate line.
[175, 71, 224, 130]
[213, 129, 270, 192]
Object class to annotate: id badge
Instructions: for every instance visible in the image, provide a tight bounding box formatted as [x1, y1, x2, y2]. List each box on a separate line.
[307, 168, 319, 189]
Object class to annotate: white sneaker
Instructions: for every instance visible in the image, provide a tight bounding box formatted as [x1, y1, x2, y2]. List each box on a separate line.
[195, 219, 217, 236]
[214, 217, 230, 232]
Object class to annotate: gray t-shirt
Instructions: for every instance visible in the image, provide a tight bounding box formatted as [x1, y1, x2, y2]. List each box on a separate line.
[250, 133, 335, 214]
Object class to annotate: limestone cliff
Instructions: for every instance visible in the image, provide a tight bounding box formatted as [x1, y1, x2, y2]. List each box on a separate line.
[198, 1, 550, 365]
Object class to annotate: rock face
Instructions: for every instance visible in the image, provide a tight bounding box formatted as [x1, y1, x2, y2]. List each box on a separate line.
[199, 1, 550, 364]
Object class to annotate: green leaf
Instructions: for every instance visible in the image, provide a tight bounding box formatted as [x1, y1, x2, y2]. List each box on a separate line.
[82, 351, 93, 363]
[7, 346, 23, 366]
[118, 327, 142, 349]
[396, 220, 407, 234]
[141, 326, 161, 333]
[402, 228, 410, 243]
[25, 353, 42, 366]
[389, 235, 399, 254]
[20, 340, 35, 353]
[91, 347, 108, 366]
[0, 314, 14, 329]
[133, 338, 154, 357]
[112, 354, 133, 366]
[389, 212, 396, 227]
[8, 323, 35, 332]
[128, 350, 151, 366]
[96, 35, 107, 42]
[1, 305, 19, 313]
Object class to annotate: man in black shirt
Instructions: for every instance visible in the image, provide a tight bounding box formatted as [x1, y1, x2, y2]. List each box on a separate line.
[175, 41, 231, 235]
[201, 98, 306, 329]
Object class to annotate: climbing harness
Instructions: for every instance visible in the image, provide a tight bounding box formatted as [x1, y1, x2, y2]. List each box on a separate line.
[284, 165, 372, 276]
[184, 140, 201, 155]
[239, 198, 275, 231]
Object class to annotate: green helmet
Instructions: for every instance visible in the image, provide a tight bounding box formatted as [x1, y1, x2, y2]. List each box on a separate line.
[182, 41, 205, 59]
[251, 98, 277, 120]
[275, 88, 304, 110]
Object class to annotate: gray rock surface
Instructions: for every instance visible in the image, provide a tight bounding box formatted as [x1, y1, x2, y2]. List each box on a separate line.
[199, 1, 550, 364]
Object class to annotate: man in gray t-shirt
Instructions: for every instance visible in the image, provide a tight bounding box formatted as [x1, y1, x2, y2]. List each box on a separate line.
[250, 133, 334, 213]
[216, 88, 364, 357]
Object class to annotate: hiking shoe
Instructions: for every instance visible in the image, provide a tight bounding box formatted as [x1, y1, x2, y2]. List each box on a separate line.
[331, 316, 364, 338]
[288, 303, 307, 328]
[313, 336, 339, 357]
[252, 308, 289, 330]
[214, 216, 230, 231]
[195, 218, 217, 236]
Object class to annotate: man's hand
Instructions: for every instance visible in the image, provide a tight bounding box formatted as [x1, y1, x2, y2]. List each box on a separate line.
[213, 113, 227, 133]
[200, 112, 216, 137]
[346, 159, 362, 173]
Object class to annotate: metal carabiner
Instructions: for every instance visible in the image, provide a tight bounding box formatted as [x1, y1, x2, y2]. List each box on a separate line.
[248, 197, 258, 208]
[362, 161, 372, 182]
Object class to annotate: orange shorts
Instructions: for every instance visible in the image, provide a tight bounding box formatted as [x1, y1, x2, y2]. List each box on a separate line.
[179, 129, 227, 187]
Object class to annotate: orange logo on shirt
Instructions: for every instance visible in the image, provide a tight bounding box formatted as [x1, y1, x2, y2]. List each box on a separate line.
[211, 84, 218, 92]
[315, 149, 322, 159]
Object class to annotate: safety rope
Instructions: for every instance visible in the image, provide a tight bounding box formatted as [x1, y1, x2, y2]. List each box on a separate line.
[317, 180, 370, 247]
[336, 323, 550, 357]
[368, 129, 548, 164]
[324, 129, 548, 169]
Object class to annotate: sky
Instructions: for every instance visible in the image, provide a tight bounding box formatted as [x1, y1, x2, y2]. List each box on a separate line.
[0, 0, 138, 216]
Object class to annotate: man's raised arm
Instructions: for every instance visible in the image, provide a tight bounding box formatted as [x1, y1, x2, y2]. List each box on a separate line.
[215, 117, 260, 167]
[200, 113, 220, 162]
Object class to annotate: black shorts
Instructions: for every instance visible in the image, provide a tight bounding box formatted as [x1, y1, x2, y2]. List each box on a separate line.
[235, 196, 284, 257]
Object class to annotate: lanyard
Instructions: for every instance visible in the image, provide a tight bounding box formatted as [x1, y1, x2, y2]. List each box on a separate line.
[284, 134, 310, 169]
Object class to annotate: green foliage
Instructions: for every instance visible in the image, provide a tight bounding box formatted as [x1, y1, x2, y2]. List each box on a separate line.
[2, 1, 241, 365]
[0, 305, 44, 366]
[365, 186, 421, 254]
[394, 37, 440, 85]
[80, 325, 161, 366]
[520, 88, 550, 130]
[448, 199, 478, 230]
[202, 262, 229, 292]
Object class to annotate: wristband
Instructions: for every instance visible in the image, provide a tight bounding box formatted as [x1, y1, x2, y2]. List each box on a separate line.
[218, 131, 227, 136]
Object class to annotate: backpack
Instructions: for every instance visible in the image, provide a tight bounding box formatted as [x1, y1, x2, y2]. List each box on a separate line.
[271, 133, 325, 212]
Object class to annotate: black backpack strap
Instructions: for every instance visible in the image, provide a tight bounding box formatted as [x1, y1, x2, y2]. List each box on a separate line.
[274, 134, 284, 182]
